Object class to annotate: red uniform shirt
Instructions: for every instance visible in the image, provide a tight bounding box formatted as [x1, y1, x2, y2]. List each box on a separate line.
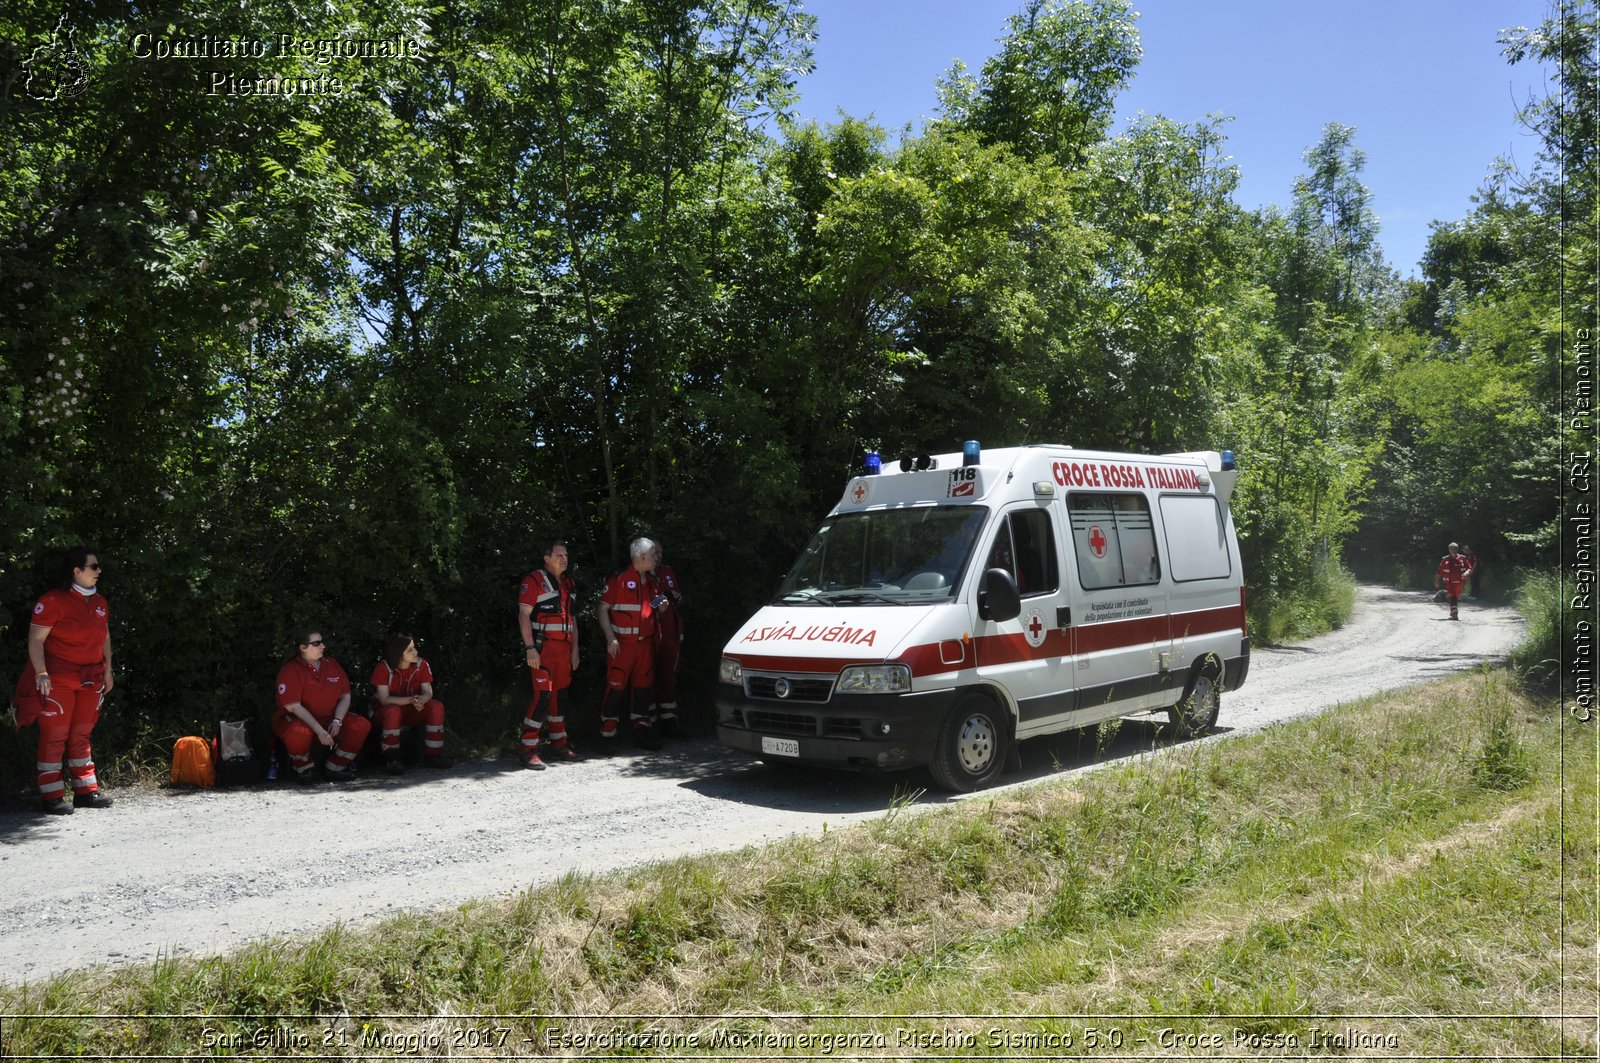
[652, 564, 684, 635]
[370, 658, 435, 698]
[520, 568, 577, 641]
[276, 657, 351, 720]
[602, 568, 658, 640]
[31, 588, 110, 667]
[1437, 553, 1471, 584]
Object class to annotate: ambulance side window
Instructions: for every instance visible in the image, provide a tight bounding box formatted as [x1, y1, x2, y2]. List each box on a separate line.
[1070, 493, 1161, 589]
[986, 510, 1059, 598]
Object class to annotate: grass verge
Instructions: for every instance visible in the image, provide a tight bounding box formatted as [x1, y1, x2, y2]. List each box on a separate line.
[0, 669, 1591, 1058]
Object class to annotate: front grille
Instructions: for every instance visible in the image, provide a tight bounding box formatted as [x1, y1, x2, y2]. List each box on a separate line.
[743, 709, 817, 736]
[745, 673, 835, 703]
[822, 717, 865, 740]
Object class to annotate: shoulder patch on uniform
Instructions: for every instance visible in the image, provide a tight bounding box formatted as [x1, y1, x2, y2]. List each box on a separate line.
[278, 682, 287, 694]
[33, 603, 44, 615]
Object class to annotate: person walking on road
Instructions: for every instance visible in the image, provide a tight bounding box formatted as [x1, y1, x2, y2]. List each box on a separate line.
[1435, 542, 1473, 621]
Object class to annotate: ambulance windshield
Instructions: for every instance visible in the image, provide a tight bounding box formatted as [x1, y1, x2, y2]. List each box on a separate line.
[774, 506, 988, 603]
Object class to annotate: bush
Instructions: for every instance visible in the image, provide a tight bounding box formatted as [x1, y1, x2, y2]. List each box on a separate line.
[1252, 558, 1358, 644]
[1509, 569, 1563, 691]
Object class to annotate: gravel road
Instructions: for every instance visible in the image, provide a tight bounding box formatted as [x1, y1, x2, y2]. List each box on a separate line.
[0, 585, 1521, 985]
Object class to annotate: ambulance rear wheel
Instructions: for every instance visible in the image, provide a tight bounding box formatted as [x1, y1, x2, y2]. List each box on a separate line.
[930, 695, 1008, 793]
[1169, 663, 1221, 739]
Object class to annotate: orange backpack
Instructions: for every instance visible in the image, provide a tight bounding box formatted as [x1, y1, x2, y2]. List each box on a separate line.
[171, 735, 215, 787]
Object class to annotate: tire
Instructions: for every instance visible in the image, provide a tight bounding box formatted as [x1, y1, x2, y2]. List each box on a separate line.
[1168, 661, 1221, 739]
[929, 695, 1009, 793]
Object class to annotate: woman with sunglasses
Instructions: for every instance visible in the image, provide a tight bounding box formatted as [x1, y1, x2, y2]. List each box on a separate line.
[370, 633, 449, 775]
[272, 629, 370, 782]
[11, 545, 115, 815]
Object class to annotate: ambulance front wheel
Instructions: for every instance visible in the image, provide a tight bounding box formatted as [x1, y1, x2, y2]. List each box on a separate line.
[930, 694, 1009, 793]
[1169, 660, 1221, 739]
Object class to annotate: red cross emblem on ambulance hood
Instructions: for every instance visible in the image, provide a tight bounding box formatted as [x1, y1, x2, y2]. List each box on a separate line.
[1088, 525, 1107, 558]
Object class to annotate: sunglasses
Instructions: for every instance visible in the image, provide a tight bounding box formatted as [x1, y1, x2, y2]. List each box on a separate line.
[304, 639, 326, 647]
[81, 563, 102, 571]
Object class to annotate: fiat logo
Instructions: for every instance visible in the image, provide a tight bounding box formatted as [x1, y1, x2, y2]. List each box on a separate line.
[774, 678, 791, 699]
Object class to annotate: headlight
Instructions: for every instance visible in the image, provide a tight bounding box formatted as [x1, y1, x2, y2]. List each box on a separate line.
[836, 663, 911, 694]
[719, 657, 743, 685]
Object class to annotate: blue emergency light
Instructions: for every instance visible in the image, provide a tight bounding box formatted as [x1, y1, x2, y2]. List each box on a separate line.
[962, 439, 981, 466]
[864, 451, 881, 475]
[1221, 450, 1236, 471]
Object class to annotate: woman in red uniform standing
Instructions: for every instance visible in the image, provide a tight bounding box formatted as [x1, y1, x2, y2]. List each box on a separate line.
[370, 633, 449, 775]
[14, 545, 115, 815]
[273, 629, 370, 782]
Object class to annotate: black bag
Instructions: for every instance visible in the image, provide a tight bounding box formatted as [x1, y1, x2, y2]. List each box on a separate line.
[213, 719, 261, 786]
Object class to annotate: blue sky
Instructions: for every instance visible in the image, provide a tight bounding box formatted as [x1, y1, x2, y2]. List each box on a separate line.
[790, 0, 1556, 278]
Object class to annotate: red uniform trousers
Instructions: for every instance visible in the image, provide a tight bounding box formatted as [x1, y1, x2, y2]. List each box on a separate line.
[35, 681, 104, 800]
[653, 614, 682, 724]
[274, 711, 371, 776]
[378, 699, 445, 756]
[520, 640, 574, 755]
[599, 635, 655, 738]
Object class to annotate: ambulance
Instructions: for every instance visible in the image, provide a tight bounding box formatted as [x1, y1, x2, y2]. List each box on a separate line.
[715, 442, 1250, 792]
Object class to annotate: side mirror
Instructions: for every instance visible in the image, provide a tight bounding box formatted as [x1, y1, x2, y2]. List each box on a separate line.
[977, 567, 1021, 623]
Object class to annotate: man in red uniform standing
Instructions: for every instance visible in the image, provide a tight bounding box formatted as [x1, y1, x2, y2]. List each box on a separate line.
[274, 630, 370, 781]
[517, 540, 582, 769]
[598, 537, 663, 751]
[1435, 542, 1473, 621]
[648, 542, 685, 739]
[13, 545, 115, 815]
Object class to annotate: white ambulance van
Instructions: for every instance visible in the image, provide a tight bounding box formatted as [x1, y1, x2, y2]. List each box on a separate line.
[716, 442, 1250, 792]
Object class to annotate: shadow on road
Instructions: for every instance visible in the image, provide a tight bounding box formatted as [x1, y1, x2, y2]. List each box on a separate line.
[675, 716, 1233, 814]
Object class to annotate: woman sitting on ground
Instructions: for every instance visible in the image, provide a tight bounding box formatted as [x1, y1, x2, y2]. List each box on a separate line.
[273, 629, 369, 783]
[370, 633, 449, 775]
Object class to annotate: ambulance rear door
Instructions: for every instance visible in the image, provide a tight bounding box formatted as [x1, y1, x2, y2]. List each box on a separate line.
[1064, 490, 1174, 714]
[972, 500, 1075, 723]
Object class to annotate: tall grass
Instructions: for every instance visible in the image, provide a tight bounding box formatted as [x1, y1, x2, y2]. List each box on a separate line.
[1510, 569, 1563, 690]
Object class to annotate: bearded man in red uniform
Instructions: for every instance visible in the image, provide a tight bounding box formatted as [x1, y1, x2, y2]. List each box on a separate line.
[597, 537, 664, 751]
[12, 545, 115, 815]
[1435, 541, 1473, 621]
[517, 540, 582, 769]
[648, 542, 685, 739]
[273, 630, 370, 781]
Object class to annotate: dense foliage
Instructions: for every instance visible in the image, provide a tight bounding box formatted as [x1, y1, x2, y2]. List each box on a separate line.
[0, 0, 1584, 779]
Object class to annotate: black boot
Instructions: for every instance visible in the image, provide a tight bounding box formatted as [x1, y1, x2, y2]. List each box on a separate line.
[73, 791, 113, 809]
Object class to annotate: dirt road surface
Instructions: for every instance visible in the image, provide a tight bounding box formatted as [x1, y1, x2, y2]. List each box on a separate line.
[0, 585, 1521, 984]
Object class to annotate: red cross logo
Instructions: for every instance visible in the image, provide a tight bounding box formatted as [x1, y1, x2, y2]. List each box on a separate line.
[1088, 525, 1107, 558]
[1023, 608, 1047, 647]
[851, 481, 868, 503]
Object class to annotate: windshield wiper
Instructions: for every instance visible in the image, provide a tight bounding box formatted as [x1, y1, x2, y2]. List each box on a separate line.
[774, 590, 837, 606]
[825, 591, 906, 606]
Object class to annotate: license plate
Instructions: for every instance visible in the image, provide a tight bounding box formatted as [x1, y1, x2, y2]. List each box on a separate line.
[760, 736, 800, 758]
